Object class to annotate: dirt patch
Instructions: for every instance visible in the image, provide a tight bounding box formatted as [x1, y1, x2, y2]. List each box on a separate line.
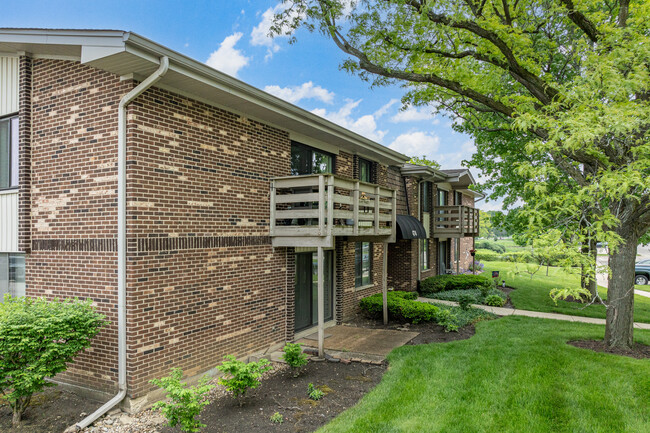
[159, 361, 385, 433]
[345, 313, 476, 345]
[568, 340, 650, 359]
[0, 386, 105, 433]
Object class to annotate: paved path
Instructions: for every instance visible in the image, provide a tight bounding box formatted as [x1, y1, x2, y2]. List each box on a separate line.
[417, 297, 650, 330]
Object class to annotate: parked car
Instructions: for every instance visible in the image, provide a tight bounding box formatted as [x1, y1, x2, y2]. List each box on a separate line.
[635, 259, 650, 285]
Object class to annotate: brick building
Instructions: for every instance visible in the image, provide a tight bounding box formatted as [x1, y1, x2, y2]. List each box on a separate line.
[0, 29, 480, 416]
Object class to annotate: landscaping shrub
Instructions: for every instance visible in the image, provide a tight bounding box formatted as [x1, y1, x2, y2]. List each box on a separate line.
[458, 293, 476, 310]
[270, 412, 284, 423]
[419, 274, 492, 294]
[425, 301, 497, 327]
[307, 383, 324, 400]
[474, 249, 501, 262]
[359, 291, 459, 331]
[475, 240, 506, 253]
[281, 342, 308, 377]
[150, 368, 214, 433]
[485, 294, 506, 307]
[0, 295, 105, 425]
[427, 289, 482, 302]
[217, 355, 272, 404]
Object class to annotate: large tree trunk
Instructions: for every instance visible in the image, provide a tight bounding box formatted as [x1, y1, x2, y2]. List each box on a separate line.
[605, 230, 638, 350]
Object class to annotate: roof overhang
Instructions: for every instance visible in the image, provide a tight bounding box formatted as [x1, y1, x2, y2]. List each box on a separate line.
[0, 28, 409, 166]
[400, 163, 447, 182]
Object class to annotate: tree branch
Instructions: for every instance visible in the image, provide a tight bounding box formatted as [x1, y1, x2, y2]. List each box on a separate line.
[558, 0, 600, 43]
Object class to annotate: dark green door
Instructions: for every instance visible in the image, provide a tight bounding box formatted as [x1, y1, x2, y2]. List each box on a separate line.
[295, 251, 333, 332]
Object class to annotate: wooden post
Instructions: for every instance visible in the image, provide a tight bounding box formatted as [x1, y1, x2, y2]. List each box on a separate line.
[458, 205, 464, 236]
[327, 175, 334, 237]
[374, 186, 380, 235]
[353, 181, 360, 235]
[456, 238, 460, 274]
[383, 242, 388, 325]
[269, 180, 275, 237]
[318, 175, 325, 236]
[317, 246, 324, 358]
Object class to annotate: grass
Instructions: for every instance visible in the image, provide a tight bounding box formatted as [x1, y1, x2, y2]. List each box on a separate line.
[320, 317, 650, 433]
[636, 284, 650, 292]
[481, 261, 650, 323]
[486, 237, 528, 252]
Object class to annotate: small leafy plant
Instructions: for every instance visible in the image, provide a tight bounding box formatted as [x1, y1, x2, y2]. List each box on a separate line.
[217, 355, 272, 404]
[0, 296, 105, 425]
[457, 293, 476, 310]
[282, 342, 308, 377]
[150, 368, 214, 433]
[549, 287, 592, 305]
[307, 383, 324, 400]
[485, 294, 506, 307]
[270, 411, 284, 423]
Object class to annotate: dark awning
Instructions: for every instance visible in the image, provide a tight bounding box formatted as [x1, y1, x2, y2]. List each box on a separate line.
[396, 214, 427, 240]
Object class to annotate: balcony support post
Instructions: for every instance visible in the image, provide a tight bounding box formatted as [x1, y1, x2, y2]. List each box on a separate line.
[383, 241, 388, 325]
[318, 175, 325, 236]
[353, 182, 360, 236]
[327, 175, 334, 237]
[269, 180, 275, 237]
[317, 245, 325, 358]
[374, 186, 380, 235]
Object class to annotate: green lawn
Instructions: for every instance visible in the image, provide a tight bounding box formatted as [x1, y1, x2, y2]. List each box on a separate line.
[487, 237, 527, 252]
[636, 284, 650, 292]
[321, 317, 650, 433]
[481, 261, 650, 323]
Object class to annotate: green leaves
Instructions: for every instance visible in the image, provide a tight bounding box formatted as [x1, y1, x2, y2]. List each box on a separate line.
[150, 368, 214, 433]
[216, 355, 272, 401]
[0, 296, 105, 424]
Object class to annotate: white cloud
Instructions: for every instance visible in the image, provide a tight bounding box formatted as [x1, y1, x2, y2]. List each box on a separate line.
[250, 4, 300, 60]
[264, 82, 335, 104]
[312, 99, 387, 142]
[205, 33, 250, 77]
[390, 105, 440, 124]
[437, 139, 476, 169]
[373, 99, 399, 117]
[388, 131, 441, 158]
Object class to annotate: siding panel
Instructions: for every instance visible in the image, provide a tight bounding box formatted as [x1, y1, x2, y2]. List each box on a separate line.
[0, 192, 18, 252]
[0, 57, 19, 117]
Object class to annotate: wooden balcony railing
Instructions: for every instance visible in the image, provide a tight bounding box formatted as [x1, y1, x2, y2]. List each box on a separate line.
[433, 205, 479, 237]
[270, 174, 396, 246]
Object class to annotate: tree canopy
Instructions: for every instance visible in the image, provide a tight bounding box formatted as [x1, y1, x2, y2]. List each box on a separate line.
[275, 0, 650, 348]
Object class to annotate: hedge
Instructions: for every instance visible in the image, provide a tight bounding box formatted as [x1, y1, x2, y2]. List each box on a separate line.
[359, 291, 459, 331]
[475, 240, 506, 253]
[419, 274, 492, 294]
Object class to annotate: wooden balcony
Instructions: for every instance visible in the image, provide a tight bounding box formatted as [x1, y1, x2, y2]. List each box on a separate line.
[433, 205, 479, 238]
[270, 174, 396, 247]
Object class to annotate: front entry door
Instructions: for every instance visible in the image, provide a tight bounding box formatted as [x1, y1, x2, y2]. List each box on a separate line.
[295, 251, 333, 332]
[438, 241, 449, 275]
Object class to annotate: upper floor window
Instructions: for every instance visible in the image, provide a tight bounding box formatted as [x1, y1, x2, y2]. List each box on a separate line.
[420, 182, 431, 213]
[0, 116, 19, 189]
[438, 189, 448, 207]
[291, 142, 333, 176]
[454, 191, 463, 205]
[359, 158, 373, 183]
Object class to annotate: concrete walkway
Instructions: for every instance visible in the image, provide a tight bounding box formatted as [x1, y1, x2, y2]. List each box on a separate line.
[417, 297, 650, 330]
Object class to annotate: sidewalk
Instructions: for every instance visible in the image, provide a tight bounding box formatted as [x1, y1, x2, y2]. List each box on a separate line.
[417, 297, 650, 330]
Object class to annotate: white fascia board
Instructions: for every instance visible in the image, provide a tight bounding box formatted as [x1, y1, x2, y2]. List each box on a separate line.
[81, 45, 126, 63]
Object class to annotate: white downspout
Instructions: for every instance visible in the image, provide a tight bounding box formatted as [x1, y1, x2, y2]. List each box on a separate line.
[68, 56, 169, 432]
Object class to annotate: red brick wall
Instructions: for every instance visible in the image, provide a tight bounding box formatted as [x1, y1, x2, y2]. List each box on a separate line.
[125, 86, 291, 397]
[26, 59, 132, 392]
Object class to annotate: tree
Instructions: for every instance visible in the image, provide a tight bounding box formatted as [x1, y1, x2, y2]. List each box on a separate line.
[409, 155, 440, 169]
[275, 0, 650, 349]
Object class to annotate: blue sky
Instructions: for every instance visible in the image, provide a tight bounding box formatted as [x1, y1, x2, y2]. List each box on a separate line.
[2, 0, 499, 209]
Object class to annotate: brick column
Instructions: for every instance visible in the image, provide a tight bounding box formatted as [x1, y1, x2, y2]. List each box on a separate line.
[18, 54, 32, 253]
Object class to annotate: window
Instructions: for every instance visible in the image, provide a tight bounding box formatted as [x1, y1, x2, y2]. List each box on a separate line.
[0, 116, 19, 189]
[359, 158, 373, 183]
[438, 189, 448, 207]
[454, 191, 463, 205]
[420, 182, 431, 213]
[0, 254, 25, 300]
[291, 142, 333, 175]
[420, 239, 429, 270]
[355, 242, 372, 287]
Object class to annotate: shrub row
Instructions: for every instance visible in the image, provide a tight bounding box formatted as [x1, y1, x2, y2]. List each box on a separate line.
[425, 288, 507, 307]
[474, 249, 536, 263]
[359, 291, 459, 331]
[419, 274, 493, 294]
[475, 240, 506, 253]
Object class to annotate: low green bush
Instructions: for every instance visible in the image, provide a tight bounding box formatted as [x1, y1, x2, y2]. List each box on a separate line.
[458, 293, 476, 310]
[217, 356, 272, 404]
[150, 368, 214, 433]
[427, 289, 482, 302]
[270, 412, 284, 423]
[474, 249, 501, 262]
[359, 291, 459, 331]
[308, 383, 324, 400]
[0, 296, 105, 425]
[475, 240, 506, 253]
[419, 274, 492, 294]
[425, 301, 497, 328]
[282, 342, 308, 377]
[485, 294, 506, 307]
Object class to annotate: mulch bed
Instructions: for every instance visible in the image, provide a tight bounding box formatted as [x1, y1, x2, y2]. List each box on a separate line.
[568, 340, 650, 359]
[161, 361, 386, 433]
[0, 386, 104, 433]
[344, 313, 476, 345]
[500, 286, 516, 308]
